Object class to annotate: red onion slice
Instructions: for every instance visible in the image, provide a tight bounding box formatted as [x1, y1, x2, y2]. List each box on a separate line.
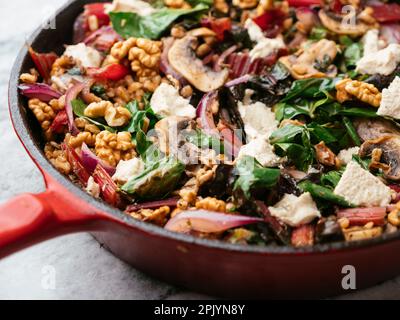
[18, 83, 61, 102]
[125, 197, 180, 213]
[196, 91, 220, 137]
[164, 210, 263, 233]
[225, 74, 251, 87]
[81, 143, 116, 176]
[65, 81, 85, 136]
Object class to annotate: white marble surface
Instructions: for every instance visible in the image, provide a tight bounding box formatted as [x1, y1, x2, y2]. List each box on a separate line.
[1, 0, 400, 300]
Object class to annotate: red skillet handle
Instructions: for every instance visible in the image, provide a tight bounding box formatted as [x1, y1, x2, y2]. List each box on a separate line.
[0, 187, 106, 258]
[0, 193, 55, 257]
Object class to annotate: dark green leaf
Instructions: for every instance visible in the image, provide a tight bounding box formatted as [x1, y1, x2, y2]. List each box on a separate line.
[71, 99, 116, 133]
[320, 170, 343, 188]
[344, 42, 362, 68]
[269, 124, 305, 144]
[122, 156, 185, 198]
[274, 143, 314, 172]
[233, 156, 280, 199]
[109, 4, 208, 40]
[183, 129, 224, 153]
[352, 154, 371, 171]
[282, 77, 341, 102]
[298, 180, 354, 207]
[342, 116, 361, 146]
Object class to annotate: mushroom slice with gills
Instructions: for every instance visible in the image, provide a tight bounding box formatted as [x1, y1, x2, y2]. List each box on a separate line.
[318, 9, 375, 37]
[154, 116, 192, 155]
[354, 118, 400, 142]
[168, 36, 229, 92]
[279, 39, 338, 79]
[359, 135, 400, 181]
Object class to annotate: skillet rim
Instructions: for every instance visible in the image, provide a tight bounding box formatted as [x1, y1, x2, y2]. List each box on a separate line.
[8, 0, 400, 256]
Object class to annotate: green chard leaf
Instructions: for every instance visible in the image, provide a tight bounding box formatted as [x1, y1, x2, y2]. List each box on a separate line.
[123, 99, 161, 158]
[320, 170, 344, 188]
[109, 4, 208, 40]
[122, 156, 185, 198]
[183, 129, 224, 153]
[71, 99, 116, 133]
[233, 156, 281, 200]
[298, 180, 355, 208]
[282, 77, 341, 102]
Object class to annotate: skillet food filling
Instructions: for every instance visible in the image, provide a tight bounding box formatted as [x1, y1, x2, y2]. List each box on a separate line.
[19, 0, 400, 246]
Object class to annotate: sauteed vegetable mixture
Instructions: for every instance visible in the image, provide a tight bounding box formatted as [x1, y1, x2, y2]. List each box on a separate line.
[19, 0, 400, 246]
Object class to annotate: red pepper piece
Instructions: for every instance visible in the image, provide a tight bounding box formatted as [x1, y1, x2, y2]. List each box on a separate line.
[28, 47, 58, 82]
[87, 63, 130, 81]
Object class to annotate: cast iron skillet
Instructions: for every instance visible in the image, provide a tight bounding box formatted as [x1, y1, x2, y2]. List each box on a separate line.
[2, 0, 400, 299]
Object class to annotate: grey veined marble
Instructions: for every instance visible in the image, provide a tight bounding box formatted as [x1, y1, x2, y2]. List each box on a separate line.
[0, 0, 400, 300]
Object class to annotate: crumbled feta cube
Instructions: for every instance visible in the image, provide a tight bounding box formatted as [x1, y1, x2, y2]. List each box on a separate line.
[112, 158, 145, 184]
[238, 137, 281, 167]
[268, 192, 321, 227]
[245, 18, 286, 61]
[86, 176, 100, 198]
[245, 19, 265, 43]
[238, 101, 278, 140]
[105, 0, 155, 16]
[361, 29, 380, 57]
[249, 37, 286, 61]
[356, 44, 400, 75]
[150, 83, 196, 119]
[377, 76, 400, 120]
[64, 43, 102, 68]
[337, 147, 360, 165]
[334, 161, 393, 207]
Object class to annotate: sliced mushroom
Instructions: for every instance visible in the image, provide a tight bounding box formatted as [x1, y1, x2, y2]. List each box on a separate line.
[168, 36, 229, 92]
[154, 116, 192, 155]
[318, 9, 374, 36]
[279, 39, 337, 79]
[186, 27, 216, 38]
[354, 118, 400, 142]
[359, 135, 400, 180]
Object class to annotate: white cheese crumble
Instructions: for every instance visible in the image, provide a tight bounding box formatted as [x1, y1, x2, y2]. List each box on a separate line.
[337, 147, 360, 165]
[238, 101, 278, 140]
[244, 19, 286, 61]
[356, 44, 400, 76]
[249, 37, 286, 61]
[268, 192, 321, 227]
[377, 76, 400, 120]
[150, 83, 196, 119]
[361, 29, 381, 57]
[86, 176, 100, 198]
[238, 97, 281, 167]
[238, 137, 281, 167]
[64, 43, 102, 68]
[245, 19, 265, 43]
[112, 158, 145, 184]
[334, 161, 393, 207]
[105, 0, 155, 16]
